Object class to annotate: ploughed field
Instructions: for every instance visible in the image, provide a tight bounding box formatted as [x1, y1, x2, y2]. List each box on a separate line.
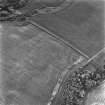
[1, 24, 86, 105]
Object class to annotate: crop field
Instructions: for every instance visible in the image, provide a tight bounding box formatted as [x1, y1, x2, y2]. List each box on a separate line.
[30, 1, 104, 57]
[0, 1, 105, 105]
[1, 24, 87, 105]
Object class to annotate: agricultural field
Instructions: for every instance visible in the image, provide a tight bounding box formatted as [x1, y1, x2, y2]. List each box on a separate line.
[30, 1, 104, 57]
[1, 24, 86, 105]
[0, 0, 105, 105]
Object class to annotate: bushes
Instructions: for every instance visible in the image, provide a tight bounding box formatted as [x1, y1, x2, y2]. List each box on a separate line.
[1, 0, 28, 9]
[0, 0, 28, 22]
[52, 63, 105, 105]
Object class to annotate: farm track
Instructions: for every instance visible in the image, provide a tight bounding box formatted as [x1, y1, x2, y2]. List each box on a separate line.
[0, 1, 104, 105]
[49, 45, 105, 105]
[29, 21, 90, 59]
[29, 1, 104, 57]
[1, 23, 88, 105]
